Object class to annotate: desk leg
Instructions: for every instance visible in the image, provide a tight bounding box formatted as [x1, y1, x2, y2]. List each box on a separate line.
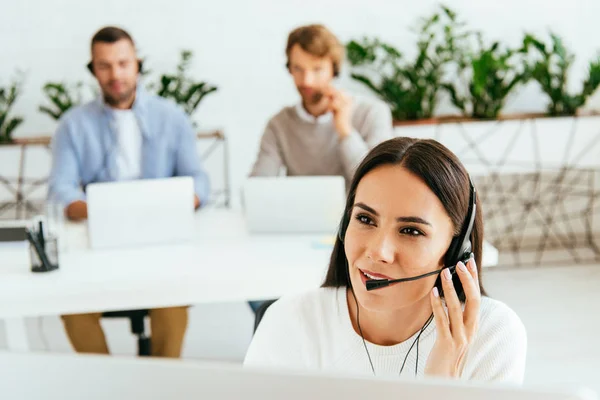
[5, 318, 30, 351]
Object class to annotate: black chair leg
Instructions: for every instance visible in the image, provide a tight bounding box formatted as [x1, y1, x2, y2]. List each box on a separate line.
[138, 335, 151, 356]
[129, 311, 151, 356]
[102, 309, 152, 357]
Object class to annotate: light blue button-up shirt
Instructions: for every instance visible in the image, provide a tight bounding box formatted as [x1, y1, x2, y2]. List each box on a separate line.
[47, 88, 210, 207]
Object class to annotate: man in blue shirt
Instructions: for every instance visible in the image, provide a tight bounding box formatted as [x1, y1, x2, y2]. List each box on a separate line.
[48, 26, 209, 358]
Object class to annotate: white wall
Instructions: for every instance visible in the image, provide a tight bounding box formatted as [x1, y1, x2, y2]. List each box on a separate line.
[2, 0, 600, 205]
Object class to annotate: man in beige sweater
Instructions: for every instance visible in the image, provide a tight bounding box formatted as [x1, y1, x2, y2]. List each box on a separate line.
[250, 24, 393, 184]
[248, 25, 393, 314]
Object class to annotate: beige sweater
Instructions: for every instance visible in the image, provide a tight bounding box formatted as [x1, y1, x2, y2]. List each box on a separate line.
[250, 96, 393, 183]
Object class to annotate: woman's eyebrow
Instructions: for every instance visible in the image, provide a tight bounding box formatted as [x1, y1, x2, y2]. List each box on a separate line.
[354, 203, 432, 226]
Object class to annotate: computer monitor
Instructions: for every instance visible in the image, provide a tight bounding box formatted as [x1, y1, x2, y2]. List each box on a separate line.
[1, 352, 595, 400]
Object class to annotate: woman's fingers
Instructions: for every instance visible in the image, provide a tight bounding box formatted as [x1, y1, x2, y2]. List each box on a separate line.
[441, 266, 466, 340]
[430, 286, 450, 339]
[459, 257, 481, 338]
[425, 260, 481, 378]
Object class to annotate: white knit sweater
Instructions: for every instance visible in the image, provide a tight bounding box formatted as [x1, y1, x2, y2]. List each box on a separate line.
[244, 287, 527, 383]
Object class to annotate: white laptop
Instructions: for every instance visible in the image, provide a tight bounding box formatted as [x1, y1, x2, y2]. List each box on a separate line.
[87, 177, 195, 249]
[243, 176, 346, 234]
[0, 352, 596, 400]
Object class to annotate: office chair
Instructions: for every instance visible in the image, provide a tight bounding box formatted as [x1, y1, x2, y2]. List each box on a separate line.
[102, 309, 151, 356]
[253, 299, 277, 334]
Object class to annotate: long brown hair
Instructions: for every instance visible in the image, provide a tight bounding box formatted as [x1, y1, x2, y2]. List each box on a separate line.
[322, 137, 486, 300]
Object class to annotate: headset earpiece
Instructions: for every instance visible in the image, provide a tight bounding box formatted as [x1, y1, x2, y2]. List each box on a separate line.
[86, 59, 143, 75]
[444, 179, 477, 267]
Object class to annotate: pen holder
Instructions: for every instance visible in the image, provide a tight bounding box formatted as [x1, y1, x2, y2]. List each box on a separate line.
[29, 234, 59, 273]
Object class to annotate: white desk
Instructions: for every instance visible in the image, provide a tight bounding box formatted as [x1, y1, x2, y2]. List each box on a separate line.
[0, 209, 498, 351]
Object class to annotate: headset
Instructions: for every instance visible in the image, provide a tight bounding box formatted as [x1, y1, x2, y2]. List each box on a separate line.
[338, 177, 477, 291]
[86, 59, 144, 75]
[444, 178, 477, 268]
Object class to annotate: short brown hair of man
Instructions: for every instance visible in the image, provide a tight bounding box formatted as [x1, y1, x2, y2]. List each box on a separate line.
[285, 24, 345, 77]
[91, 26, 135, 50]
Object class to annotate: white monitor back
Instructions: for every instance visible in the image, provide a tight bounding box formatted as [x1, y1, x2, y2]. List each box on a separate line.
[0, 353, 596, 400]
[87, 177, 195, 249]
[243, 176, 346, 234]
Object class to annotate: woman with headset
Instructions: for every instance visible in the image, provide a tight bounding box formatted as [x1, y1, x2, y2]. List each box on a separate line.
[244, 137, 526, 382]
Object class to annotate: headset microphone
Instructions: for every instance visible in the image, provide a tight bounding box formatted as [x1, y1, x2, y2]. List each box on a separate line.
[365, 265, 458, 291]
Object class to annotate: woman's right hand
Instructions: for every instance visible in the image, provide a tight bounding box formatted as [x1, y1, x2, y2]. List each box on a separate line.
[424, 257, 481, 378]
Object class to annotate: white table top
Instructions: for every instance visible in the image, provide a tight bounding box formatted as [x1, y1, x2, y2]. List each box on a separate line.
[0, 209, 498, 319]
[0, 210, 335, 318]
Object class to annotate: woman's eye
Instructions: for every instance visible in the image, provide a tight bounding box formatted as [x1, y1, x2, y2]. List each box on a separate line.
[400, 227, 423, 236]
[354, 214, 374, 225]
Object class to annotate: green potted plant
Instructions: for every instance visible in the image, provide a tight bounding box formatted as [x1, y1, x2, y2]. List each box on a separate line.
[346, 5, 469, 123]
[149, 50, 218, 120]
[38, 81, 85, 121]
[442, 33, 529, 120]
[0, 74, 24, 144]
[523, 32, 600, 116]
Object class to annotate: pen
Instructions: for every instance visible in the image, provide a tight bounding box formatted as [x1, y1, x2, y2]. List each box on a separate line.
[38, 220, 45, 250]
[25, 228, 53, 272]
